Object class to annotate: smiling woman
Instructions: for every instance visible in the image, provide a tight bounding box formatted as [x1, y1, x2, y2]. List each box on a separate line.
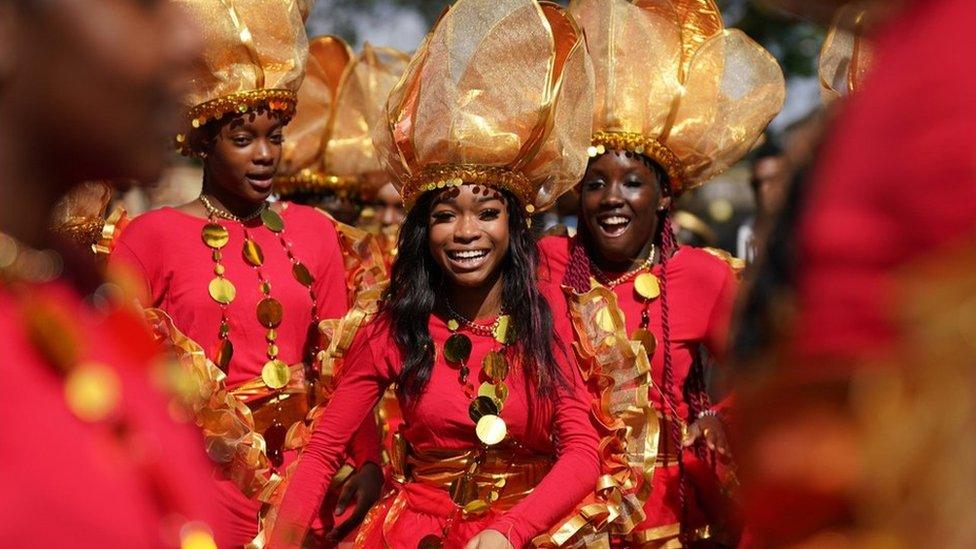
[265, 0, 601, 547]
[536, 0, 786, 545]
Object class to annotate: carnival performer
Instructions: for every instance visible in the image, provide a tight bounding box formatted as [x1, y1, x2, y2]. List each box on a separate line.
[266, 0, 599, 547]
[536, 0, 785, 545]
[0, 0, 224, 546]
[274, 37, 410, 227]
[109, 1, 384, 546]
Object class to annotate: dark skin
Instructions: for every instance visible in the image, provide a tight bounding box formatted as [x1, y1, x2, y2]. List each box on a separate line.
[176, 110, 383, 543]
[0, 0, 198, 249]
[376, 181, 406, 230]
[428, 184, 509, 323]
[427, 183, 512, 548]
[177, 109, 286, 218]
[579, 152, 728, 456]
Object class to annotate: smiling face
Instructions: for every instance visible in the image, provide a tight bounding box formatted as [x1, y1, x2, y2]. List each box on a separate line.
[579, 151, 671, 265]
[428, 184, 510, 289]
[203, 109, 285, 205]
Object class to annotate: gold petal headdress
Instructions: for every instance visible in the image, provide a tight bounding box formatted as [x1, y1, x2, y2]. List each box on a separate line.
[571, 0, 786, 194]
[173, 0, 310, 155]
[372, 0, 595, 211]
[275, 38, 411, 199]
[819, 4, 874, 104]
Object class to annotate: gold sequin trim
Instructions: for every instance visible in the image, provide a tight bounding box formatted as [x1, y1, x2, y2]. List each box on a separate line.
[401, 164, 534, 210]
[590, 131, 686, 195]
[176, 89, 297, 156]
[273, 169, 358, 198]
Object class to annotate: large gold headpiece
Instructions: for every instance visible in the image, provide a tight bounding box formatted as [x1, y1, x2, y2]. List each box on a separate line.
[372, 0, 595, 211]
[173, 0, 311, 155]
[571, 0, 786, 195]
[275, 38, 411, 199]
[819, 4, 874, 104]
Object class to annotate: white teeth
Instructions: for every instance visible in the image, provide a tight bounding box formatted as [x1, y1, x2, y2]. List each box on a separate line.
[449, 250, 488, 260]
[601, 216, 628, 225]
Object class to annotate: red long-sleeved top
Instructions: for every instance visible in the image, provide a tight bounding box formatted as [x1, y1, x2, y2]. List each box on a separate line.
[269, 291, 600, 548]
[110, 203, 380, 545]
[0, 281, 224, 547]
[538, 235, 738, 531]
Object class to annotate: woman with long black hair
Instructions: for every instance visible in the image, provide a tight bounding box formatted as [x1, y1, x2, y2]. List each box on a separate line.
[537, 1, 785, 546]
[267, 1, 600, 547]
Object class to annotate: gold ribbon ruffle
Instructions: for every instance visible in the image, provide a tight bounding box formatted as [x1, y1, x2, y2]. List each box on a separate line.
[534, 285, 660, 547]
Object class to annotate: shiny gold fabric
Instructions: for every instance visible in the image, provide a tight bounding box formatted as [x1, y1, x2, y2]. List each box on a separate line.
[50, 181, 129, 259]
[570, 0, 785, 193]
[820, 4, 874, 104]
[276, 38, 410, 198]
[173, 0, 310, 153]
[373, 0, 594, 210]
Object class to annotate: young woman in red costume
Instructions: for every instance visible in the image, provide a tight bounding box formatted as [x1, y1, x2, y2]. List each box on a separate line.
[108, 1, 383, 546]
[536, 1, 785, 546]
[0, 0, 224, 546]
[266, 0, 600, 547]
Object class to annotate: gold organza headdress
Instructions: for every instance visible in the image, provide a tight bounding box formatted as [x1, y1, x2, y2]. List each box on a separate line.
[820, 4, 874, 104]
[372, 0, 595, 211]
[275, 38, 411, 199]
[571, 0, 786, 195]
[173, 0, 310, 156]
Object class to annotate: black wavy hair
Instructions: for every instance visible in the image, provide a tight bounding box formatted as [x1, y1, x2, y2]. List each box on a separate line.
[381, 187, 566, 404]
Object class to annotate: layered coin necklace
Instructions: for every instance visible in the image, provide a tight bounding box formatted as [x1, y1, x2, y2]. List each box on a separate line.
[417, 302, 519, 548]
[442, 300, 513, 447]
[199, 195, 321, 390]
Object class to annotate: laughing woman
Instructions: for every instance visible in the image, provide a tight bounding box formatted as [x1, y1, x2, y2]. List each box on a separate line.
[538, 0, 785, 546]
[109, 1, 383, 546]
[267, 0, 600, 547]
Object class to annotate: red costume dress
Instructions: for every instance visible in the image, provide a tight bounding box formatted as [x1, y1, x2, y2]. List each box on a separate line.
[0, 275, 223, 547]
[539, 235, 738, 543]
[268, 293, 601, 548]
[111, 204, 380, 546]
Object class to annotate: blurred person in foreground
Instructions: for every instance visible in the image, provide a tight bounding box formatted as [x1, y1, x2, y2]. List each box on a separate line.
[733, 0, 976, 546]
[0, 0, 225, 547]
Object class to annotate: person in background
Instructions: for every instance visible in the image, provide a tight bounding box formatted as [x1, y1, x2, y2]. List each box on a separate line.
[536, 0, 785, 545]
[737, 140, 788, 263]
[274, 36, 410, 230]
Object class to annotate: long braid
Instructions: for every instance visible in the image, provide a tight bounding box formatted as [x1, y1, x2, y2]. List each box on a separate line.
[563, 234, 592, 294]
[658, 213, 689, 544]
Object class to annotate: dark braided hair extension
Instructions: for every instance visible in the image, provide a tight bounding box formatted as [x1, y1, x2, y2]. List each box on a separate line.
[563, 152, 705, 545]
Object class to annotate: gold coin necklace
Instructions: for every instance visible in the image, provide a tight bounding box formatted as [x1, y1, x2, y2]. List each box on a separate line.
[443, 299, 514, 447]
[418, 301, 520, 549]
[199, 195, 321, 392]
[590, 244, 656, 289]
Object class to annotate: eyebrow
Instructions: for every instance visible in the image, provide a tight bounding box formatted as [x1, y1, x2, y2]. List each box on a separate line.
[477, 195, 504, 204]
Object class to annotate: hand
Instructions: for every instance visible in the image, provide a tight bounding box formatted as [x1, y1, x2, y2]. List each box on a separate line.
[683, 413, 730, 457]
[464, 529, 513, 549]
[323, 462, 383, 545]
